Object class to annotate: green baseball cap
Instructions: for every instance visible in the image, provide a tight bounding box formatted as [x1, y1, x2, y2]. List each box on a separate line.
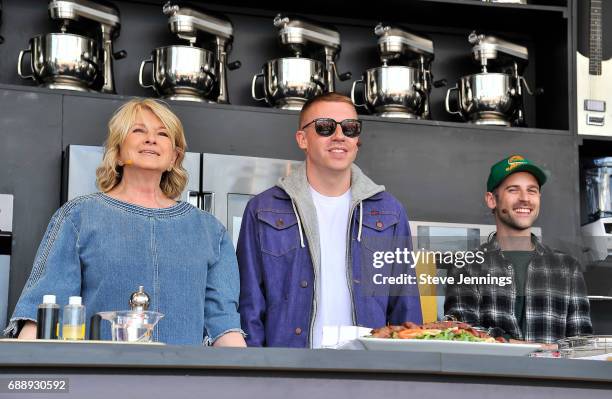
[486, 155, 548, 192]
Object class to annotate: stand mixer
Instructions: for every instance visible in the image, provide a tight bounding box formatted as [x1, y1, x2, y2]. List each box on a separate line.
[445, 31, 539, 126]
[252, 14, 351, 110]
[139, 1, 240, 103]
[18, 0, 126, 93]
[352, 23, 444, 118]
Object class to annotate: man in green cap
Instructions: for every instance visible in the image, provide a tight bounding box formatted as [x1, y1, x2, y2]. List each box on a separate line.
[444, 155, 592, 343]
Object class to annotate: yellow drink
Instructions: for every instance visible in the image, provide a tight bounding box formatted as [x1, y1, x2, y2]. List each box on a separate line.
[62, 324, 85, 340]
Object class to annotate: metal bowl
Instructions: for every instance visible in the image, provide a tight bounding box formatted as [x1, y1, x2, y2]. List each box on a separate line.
[252, 57, 325, 110]
[139, 45, 218, 102]
[18, 33, 99, 91]
[351, 66, 427, 118]
[446, 72, 519, 126]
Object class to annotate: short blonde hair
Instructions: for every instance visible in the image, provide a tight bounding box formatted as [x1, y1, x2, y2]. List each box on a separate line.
[96, 98, 188, 199]
[298, 92, 356, 128]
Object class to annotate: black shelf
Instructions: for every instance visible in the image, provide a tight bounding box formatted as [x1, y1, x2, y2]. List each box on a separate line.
[578, 135, 612, 144]
[131, 0, 569, 16]
[128, 0, 568, 33]
[418, 0, 567, 13]
[0, 82, 570, 138]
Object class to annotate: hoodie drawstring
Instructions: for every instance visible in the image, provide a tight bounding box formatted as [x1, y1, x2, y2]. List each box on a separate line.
[291, 199, 306, 248]
[357, 200, 363, 242]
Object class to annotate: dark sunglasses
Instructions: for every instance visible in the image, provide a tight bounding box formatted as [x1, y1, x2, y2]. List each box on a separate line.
[301, 118, 362, 138]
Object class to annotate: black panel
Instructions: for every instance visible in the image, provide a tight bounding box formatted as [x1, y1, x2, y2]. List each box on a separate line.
[0, 88, 63, 317]
[0, 232, 10, 256]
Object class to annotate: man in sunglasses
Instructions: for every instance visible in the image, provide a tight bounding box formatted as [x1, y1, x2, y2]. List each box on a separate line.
[237, 92, 422, 348]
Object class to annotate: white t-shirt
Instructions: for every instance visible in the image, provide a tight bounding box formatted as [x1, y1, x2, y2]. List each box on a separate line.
[309, 185, 354, 348]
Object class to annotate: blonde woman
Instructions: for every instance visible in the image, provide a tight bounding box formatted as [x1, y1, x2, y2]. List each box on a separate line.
[6, 98, 246, 347]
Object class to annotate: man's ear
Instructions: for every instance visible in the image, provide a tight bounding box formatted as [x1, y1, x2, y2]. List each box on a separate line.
[485, 191, 497, 211]
[296, 130, 308, 151]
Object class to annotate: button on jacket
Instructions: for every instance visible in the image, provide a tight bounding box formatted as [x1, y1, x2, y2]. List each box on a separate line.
[444, 235, 593, 343]
[5, 193, 243, 345]
[237, 162, 422, 347]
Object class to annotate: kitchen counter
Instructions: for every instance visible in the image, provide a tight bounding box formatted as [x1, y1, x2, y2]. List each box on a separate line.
[0, 341, 611, 398]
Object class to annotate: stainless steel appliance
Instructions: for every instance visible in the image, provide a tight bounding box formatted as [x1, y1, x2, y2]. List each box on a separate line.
[200, 153, 300, 248]
[445, 32, 537, 126]
[581, 157, 612, 262]
[352, 23, 444, 119]
[0, 194, 13, 330]
[558, 336, 612, 359]
[252, 14, 351, 110]
[139, 1, 240, 103]
[583, 157, 612, 223]
[18, 0, 126, 93]
[63, 145, 201, 205]
[63, 146, 300, 249]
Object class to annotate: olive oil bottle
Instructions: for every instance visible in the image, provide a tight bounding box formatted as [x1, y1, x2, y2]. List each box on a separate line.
[62, 296, 85, 340]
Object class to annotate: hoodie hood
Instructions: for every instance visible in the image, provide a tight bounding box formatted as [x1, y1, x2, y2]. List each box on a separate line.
[277, 161, 385, 247]
[278, 162, 385, 207]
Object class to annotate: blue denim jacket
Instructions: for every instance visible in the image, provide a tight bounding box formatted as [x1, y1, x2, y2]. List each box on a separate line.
[237, 163, 422, 347]
[5, 193, 243, 345]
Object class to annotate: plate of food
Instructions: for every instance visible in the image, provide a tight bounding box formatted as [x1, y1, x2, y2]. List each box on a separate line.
[357, 321, 541, 356]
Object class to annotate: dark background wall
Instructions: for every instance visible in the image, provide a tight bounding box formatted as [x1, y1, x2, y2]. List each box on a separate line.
[1, 88, 581, 324]
[0, 0, 608, 332]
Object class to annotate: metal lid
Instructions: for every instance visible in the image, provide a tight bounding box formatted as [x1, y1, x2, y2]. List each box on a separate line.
[163, 1, 234, 41]
[375, 23, 434, 60]
[469, 31, 528, 62]
[49, 0, 120, 28]
[273, 14, 341, 51]
[129, 286, 150, 311]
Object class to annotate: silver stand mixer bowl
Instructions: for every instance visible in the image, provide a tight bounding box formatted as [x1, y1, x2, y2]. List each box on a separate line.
[18, 33, 100, 92]
[446, 72, 519, 126]
[252, 57, 326, 111]
[352, 65, 428, 118]
[139, 45, 218, 102]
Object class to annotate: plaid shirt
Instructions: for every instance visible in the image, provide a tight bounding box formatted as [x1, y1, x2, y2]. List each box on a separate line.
[444, 235, 593, 344]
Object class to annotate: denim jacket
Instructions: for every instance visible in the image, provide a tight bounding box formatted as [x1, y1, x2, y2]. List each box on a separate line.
[237, 162, 422, 347]
[4, 193, 243, 345]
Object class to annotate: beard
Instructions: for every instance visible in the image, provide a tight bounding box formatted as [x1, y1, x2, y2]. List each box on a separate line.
[495, 205, 538, 232]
